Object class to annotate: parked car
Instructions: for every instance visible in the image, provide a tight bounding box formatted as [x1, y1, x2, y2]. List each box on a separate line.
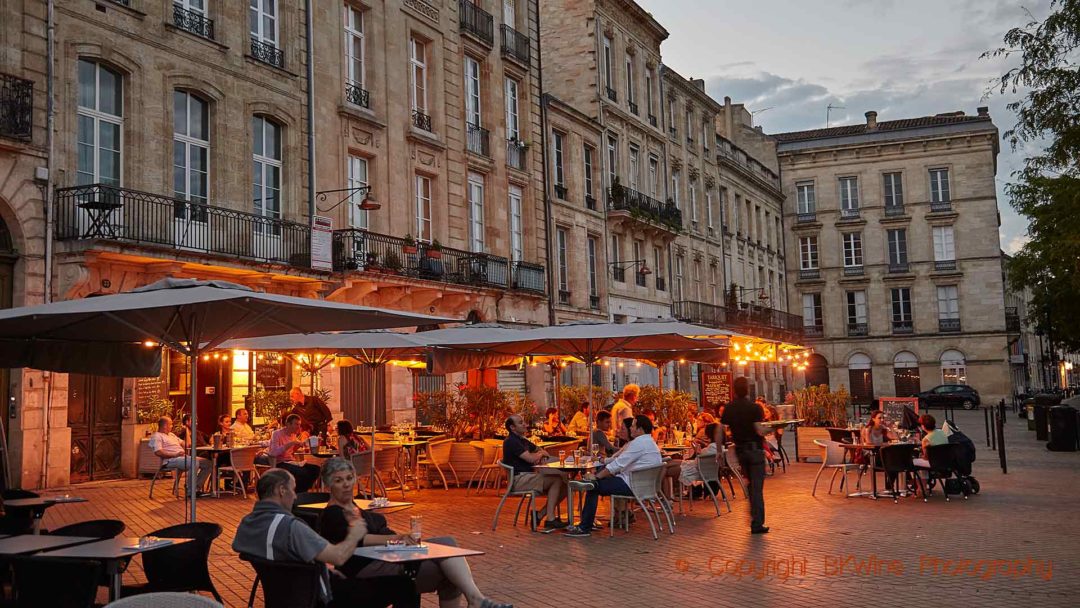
[914, 384, 981, 410]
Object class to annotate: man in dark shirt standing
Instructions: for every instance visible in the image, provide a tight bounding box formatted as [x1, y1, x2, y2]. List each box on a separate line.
[719, 376, 771, 534]
[502, 415, 568, 530]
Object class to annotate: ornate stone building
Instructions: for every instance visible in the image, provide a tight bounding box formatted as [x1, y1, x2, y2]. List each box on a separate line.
[776, 109, 1014, 405]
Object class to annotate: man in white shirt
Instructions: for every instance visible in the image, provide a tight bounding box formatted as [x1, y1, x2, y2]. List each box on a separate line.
[566, 403, 590, 436]
[149, 416, 212, 496]
[610, 384, 638, 445]
[564, 414, 662, 537]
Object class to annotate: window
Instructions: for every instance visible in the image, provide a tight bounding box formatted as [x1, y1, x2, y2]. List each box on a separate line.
[625, 55, 635, 105]
[467, 172, 485, 252]
[848, 353, 874, 404]
[883, 172, 903, 207]
[893, 351, 921, 397]
[464, 56, 481, 126]
[250, 0, 278, 46]
[668, 97, 676, 136]
[587, 236, 599, 297]
[645, 70, 653, 115]
[674, 255, 684, 300]
[252, 115, 282, 222]
[610, 233, 622, 280]
[628, 145, 640, 190]
[937, 285, 959, 319]
[653, 247, 665, 290]
[344, 5, 365, 91]
[504, 78, 519, 141]
[602, 36, 613, 90]
[633, 240, 645, 286]
[799, 236, 818, 270]
[705, 188, 714, 228]
[693, 260, 702, 298]
[556, 227, 569, 292]
[607, 135, 618, 183]
[891, 288, 912, 331]
[503, 0, 515, 26]
[802, 292, 823, 327]
[346, 155, 369, 229]
[796, 182, 815, 214]
[173, 91, 208, 206]
[77, 60, 123, 186]
[933, 225, 955, 261]
[551, 130, 565, 189]
[887, 228, 907, 267]
[842, 232, 863, 267]
[671, 169, 680, 208]
[409, 37, 427, 113]
[941, 349, 966, 384]
[846, 290, 867, 325]
[702, 121, 711, 151]
[648, 156, 659, 197]
[839, 177, 859, 213]
[415, 174, 432, 242]
[688, 179, 698, 223]
[509, 185, 523, 261]
[583, 145, 595, 199]
[930, 168, 951, 203]
[685, 108, 693, 140]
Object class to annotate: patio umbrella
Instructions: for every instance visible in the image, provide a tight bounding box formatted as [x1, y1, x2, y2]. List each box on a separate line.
[0, 278, 450, 520]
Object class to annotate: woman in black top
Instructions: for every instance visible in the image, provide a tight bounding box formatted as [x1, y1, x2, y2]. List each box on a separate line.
[316, 458, 513, 608]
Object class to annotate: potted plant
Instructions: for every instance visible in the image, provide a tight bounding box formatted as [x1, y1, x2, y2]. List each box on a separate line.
[637, 385, 697, 433]
[791, 384, 851, 462]
[364, 251, 381, 271]
[426, 239, 443, 260]
[402, 234, 418, 255]
[609, 176, 626, 207]
[383, 251, 402, 273]
[557, 384, 614, 423]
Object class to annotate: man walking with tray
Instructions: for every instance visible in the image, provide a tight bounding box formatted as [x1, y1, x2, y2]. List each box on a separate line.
[719, 377, 771, 534]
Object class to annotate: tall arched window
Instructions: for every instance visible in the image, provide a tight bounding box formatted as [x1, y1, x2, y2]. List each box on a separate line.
[941, 349, 966, 384]
[847, 353, 874, 405]
[893, 351, 920, 397]
[77, 59, 123, 186]
[252, 115, 282, 225]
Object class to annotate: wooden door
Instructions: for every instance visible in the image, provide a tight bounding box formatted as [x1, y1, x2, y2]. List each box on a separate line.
[68, 374, 123, 482]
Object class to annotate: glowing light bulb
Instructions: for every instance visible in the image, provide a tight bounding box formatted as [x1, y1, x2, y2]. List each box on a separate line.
[202, 354, 210, 361]
[143, 340, 156, 348]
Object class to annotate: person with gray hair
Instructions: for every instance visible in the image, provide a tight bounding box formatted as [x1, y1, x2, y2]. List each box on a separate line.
[316, 458, 513, 608]
[233, 468, 419, 608]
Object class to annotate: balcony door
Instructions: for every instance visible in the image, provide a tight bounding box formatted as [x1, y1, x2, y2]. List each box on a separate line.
[847, 353, 874, 405]
[252, 116, 283, 261]
[76, 59, 124, 238]
[173, 90, 211, 252]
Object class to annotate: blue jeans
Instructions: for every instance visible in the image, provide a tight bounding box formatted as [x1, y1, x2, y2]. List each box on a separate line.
[578, 476, 632, 530]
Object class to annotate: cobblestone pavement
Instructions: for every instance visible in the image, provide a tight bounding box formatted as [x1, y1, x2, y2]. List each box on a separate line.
[37, 409, 1080, 607]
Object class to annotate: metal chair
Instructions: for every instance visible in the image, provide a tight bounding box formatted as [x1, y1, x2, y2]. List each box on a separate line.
[122, 522, 223, 603]
[693, 456, 731, 516]
[490, 461, 539, 532]
[918, 443, 964, 501]
[467, 442, 501, 494]
[106, 592, 223, 607]
[373, 445, 407, 499]
[827, 427, 857, 443]
[722, 445, 749, 499]
[48, 518, 126, 538]
[416, 438, 459, 490]
[608, 465, 669, 540]
[811, 439, 862, 496]
[218, 446, 262, 498]
[240, 553, 324, 608]
[878, 443, 925, 503]
[10, 555, 101, 608]
[350, 450, 375, 498]
[149, 457, 184, 499]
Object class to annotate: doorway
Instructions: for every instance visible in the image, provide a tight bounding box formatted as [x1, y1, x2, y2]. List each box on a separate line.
[68, 374, 123, 482]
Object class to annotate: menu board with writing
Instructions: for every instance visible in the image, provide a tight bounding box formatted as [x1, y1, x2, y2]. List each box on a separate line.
[879, 397, 919, 428]
[134, 374, 166, 406]
[700, 371, 732, 412]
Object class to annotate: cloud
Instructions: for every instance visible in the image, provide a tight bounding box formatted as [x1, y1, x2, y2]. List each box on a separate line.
[1005, 234, 1030, 255]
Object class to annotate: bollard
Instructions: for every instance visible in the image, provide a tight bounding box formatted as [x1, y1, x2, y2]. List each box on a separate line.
[997, 399, 1008, 474]
[984, 408, 991, 447]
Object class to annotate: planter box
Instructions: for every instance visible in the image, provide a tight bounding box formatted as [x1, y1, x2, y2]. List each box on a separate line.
[797, 427, 830, 463]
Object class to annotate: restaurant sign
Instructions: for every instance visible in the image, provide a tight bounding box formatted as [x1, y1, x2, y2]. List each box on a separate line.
[879, 397, 919, 429]
[700, 371, 732, 411]
[311, 215, 333, 271]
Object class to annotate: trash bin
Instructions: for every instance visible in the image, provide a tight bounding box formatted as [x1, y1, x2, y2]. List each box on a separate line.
[1034, 404, 1051, 441]
[1047, 405, 1079, 452]
[1027, 404, 1036, 430]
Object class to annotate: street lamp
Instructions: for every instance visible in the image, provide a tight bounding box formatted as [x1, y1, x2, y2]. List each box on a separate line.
[608, 259, 651, 277]
[316, 185, 379, 212]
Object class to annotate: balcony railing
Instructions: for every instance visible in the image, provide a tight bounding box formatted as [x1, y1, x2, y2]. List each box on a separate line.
[673, 300, 805, 344]
[0, 73, 33, 140]
[847, 322, 868, 337]
[686, 136, 694, 146]
[412, 110, 432, 132]
[173, 4, 214, 40]
[939, 318, 962, 333]
[466, 122, 490, 156]
[607, 185, 682, 232]
[656, 277, 665, 292]
[612, 266, 626, 283]
[892, 320, 914, 334]
[799, 269, 820, 280]
[648, 114, 657, 127]
[506, 139, 526, 170]
[500, 24, 530, 64]
[804, 324, 824, 338]
[554, 184, 567, 199]
[888, 262, 909, 274]
[250, 39, 284, 69]
[796, 212, 817, 223]
[585, 194, 596, 211]
[606, 86, 617, 102]
[934, 260, 957, 271]
[589, 295, 600, 309]
[668, 126, 677, 138]
[345, 82, 370, 109]
[558, 290, 570, 305]
[839, 208, 860, 219]
[843, 265, 865, 276]
[459, 0, 494, 46]
[55, 184, 311, 267]
[628, 101, 639, 115]
[511, 261, 546, 294]
[884, 204, 906, 217]
[635, 270, 647, 287]
[930, 201, 953, 212]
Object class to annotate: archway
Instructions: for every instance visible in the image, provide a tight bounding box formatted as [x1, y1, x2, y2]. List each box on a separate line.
[892, 351, 921, 396]
[804, 353, 830, 389]
[941, 349, 967, 384]
[847, 353, 874, 405]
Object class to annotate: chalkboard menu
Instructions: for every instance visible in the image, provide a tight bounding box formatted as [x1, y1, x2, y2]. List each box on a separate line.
[879, 397, 919, 428]
[134, 373, 165, 406]
[700, 372, 732, 412]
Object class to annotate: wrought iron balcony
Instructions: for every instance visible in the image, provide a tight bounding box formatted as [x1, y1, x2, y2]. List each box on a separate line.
[628, 101, 639, 115]
[796, 212, 817, 223]
[554, 184, 567, 199]
[412, 110, 432, 132]
[799, 269, 820, 280]
[506, 139, 526, 170]
[0, 73, 32, 140]
[934, 260, 957, 271]
[843, 265, 865, 276]
[589, 295, 600, 309]
[108, 0, 131, 6]
[668, 126, 677, 138]
[585, 194, 597, 211]
[888, 262, 909, 274]
[459, 0, 494, 46]
[251, 39, 284, 69]
[673, 300, 805, 344]
[656, 277, 666, 291]
[606, 185, 682, 233]
[558, 290, 570, 305]
[892, 320, 914, 334]
[500, 24, 530, 64]
[612, 266, 626, 283]
[606, 86, 617, 102]
[345, 82, 370, 109]
[648, 114, 657, 127]
[55, 184, 311, 267]
[884, 204, 906, 217]
[939, 318, 962, 333]
[804, 324, 824, 338]
[839, 208, 860, 220]
[847, 322, 868, 337]
[173, 4, 214, 40]
[466, 122, 490, 157]
[930, 201, 953, 213]
[512, 261, 546, 294]
[635, 269, 647, 287]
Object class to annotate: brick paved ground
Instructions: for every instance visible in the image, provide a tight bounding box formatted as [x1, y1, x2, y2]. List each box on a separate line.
[36, 409, 1080, 607]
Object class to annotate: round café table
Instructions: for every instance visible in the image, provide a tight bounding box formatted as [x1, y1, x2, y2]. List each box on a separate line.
[838, 442, 918, 499]
[536, 459, 602, 529]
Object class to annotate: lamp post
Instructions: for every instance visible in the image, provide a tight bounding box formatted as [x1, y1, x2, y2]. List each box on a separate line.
[608, 259, 652, 278]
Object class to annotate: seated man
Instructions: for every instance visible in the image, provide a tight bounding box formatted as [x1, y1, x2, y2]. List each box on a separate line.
[590, 411, 617, 457]
[149, 416, 212, 497]
[564, 415, 663, 537]
[232, 469, 418, 608]
[566, 403, 591, 436]
[269, 414, 322, 493]
[502, 414, 567, 531]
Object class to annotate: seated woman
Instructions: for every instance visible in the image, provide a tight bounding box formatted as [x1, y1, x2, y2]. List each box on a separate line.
[643, 409, 667, 444]
[317, 458, 513, 608]
[693, 412, 716, 443]
[861, 410, 895, 446]
[912, 414, 948, 469]
[679, 423, 720, 487]
[337, 420, 370, 458]
[541, 407, 566, 436]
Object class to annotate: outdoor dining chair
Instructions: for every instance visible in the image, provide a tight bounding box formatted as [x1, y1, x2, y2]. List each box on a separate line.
[10, 555, 101, 608]
[878, 443, 926, 503]
[105, 591, 223, 607]
[491, 461, 540, 532]
[810, 439, 862, 496]
[149, 457, 184, 499]
[373, 445, 407, 499]
[48, 518, 126, 538]
[722, 445, 749, 499]
[918, 443, 965, 501]
[466, 441, 501, 494]
[691, 456, 732, 516]
[416, 438, 459, 490]
[608, 464, 670, 540]
[122, 522, 224, 603]
[827, 427, 857, 444]
[218, 446, 263, 498]
[350, 450, 375, 498]
[240, 553, 324, 608]
[292, 492, 331, 529]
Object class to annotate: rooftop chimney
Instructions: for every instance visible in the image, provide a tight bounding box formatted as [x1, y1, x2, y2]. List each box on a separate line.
[724, 96, 732, 106]
[691, 78, 705, 91]
[865, 111, 878, 130]
[977, 106, 989, 117]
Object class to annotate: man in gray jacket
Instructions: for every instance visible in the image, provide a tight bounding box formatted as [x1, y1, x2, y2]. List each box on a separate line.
[232, 469, 417, 607]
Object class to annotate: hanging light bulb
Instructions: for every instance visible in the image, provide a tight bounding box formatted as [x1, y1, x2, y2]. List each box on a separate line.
[143, 340, 157, 348]
[618, 362, 625, 368]
[202, 354, 210, 361]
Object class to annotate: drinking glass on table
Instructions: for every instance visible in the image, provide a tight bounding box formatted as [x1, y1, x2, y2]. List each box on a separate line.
[558, 450, 567, 466]
[409, 515, 423, 545]
[590, 443, 600, 460]
[574, 448, 583, 463]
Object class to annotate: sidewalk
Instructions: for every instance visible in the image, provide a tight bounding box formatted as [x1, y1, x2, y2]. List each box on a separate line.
[37, 409, 1080, 607]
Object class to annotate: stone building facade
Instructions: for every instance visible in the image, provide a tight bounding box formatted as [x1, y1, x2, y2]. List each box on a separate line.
[776, 109, 1014, 405]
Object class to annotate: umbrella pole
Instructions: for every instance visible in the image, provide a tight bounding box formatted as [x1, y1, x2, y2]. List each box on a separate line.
[188, 349, 198, 523]
[369, 363, 377, 498]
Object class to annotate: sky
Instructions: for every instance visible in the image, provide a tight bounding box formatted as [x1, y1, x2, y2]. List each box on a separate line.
[637, 0, 1052, 254]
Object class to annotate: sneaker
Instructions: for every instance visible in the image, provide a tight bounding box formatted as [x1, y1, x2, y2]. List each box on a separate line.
[751, 526, 770, 534]
[544, 518, 569, 530]
[590, 522, 605, 531]
[563, 525, 591, 538]
[568, 480, 596, 492]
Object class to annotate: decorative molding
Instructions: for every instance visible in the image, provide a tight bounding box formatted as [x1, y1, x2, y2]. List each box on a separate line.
[625, 45, 636, 56]
[402, 0, 439, 24]
[418, 151, 437, 166]
[670, 157, 682, 170]
[704, 174, 716, 188]
[351, 127, 373, 146]
[688, 166, 700, 180]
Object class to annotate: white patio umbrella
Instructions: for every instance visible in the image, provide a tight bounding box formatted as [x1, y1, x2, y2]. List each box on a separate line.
[0, 278, 450, 520]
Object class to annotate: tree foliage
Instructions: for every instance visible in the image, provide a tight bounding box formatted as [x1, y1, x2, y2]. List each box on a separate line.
[985, 1, 1080, 348]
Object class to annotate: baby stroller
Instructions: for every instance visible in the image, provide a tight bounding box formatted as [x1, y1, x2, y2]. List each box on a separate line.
[924, 421, 980, 500]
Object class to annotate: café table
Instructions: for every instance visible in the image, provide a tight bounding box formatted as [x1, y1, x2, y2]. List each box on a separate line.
[764, 419, 805, 460]
[295, 498, 415, 515]
[40, 536, 194, 602]
[377, 439, 429, 488]
[0, 534, 98, 555]
[353, 541, 484, 579]
[77, 197, 124, 238]
[4, 496, 88, 534]
[195, 446, 234, 497]
[537, 459, 602, 529]
[839, 443, 882, 498]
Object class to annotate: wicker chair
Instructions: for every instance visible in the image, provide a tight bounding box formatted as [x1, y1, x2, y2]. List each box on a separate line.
[218, 446, 262, 498]
[416, 438, 459, 490]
